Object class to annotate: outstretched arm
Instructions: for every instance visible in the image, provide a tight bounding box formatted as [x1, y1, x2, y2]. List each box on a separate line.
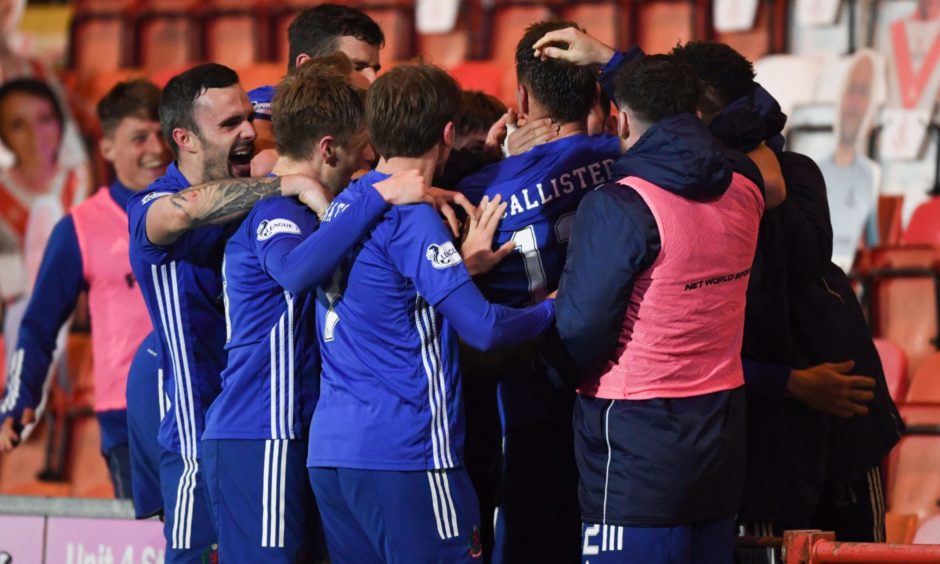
[0, 217, 84, 451]
[437, 282, 555, 351]
[146, 175, 332, 246]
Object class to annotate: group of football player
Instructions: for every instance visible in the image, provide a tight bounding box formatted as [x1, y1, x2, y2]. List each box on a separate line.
[0, 3, 904, 563]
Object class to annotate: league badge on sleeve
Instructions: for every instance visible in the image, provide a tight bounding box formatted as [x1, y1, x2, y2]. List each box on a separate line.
[257, 218, 302, 241]
[426, 241, 463, 269]
[141, 191, 173, 205]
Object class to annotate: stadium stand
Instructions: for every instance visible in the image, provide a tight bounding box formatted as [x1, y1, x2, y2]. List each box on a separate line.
[909, 352, 940, 404]
[904, 197, 940, 246]
[875, 337, 910, 404]
[886, 511, 919, 544]
[862, 245, 940, 379]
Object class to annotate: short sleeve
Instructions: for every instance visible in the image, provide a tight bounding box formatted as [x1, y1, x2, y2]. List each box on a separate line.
[386, 205, 472, 306]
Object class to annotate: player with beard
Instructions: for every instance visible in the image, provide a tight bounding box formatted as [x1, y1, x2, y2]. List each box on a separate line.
[129, 62, 454, 562]
[202, 55, 466, 562]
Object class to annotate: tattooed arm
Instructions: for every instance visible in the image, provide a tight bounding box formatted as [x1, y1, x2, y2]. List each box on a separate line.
[145, 175, 332, 246]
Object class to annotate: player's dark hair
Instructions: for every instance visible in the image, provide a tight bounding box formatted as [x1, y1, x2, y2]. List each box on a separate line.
[515, 21, 597, 124]
[0, 77, 65, 132]
[273, 55, 365, 161]
[367, 63, 461, 159]
[456, 90, 506, 137]
[287, 4, 384, 70]
[613, 54, 701, 126]
[159, 63, 239, 157]
[598, 89, 612, 119]
[97, 79, 162, 137]
[670, 41, 756, 113]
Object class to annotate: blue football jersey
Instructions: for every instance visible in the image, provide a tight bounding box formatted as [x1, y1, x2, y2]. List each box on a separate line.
[309, 171, 473, 471]
[457, 134, 621, 307]
[127, 163, 227, 457]
[203, 196, 320, 441]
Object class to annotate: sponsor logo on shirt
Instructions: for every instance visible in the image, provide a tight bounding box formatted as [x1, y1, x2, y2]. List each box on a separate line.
[257, 218, 302, 241]
[141, 191, 173, 205]
[426, 241, 463, 269]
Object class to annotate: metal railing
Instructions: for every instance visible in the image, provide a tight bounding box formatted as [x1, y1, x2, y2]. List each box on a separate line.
[783, 530, 940, 563]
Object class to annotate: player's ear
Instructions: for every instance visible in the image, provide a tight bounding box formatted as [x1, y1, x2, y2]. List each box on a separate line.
[443, 121, 456, 149]
[295, 53, 311, 70]
[517, 84, 529, 116]
[318, 135, 337, 165]
[99, 134, 116, 163]
[605, 114, 618, 136]
[617, 110, 629, 141]
[173, 127, 197, 154]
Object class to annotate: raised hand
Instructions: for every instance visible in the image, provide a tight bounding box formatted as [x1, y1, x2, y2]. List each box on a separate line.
[458, 194, 514, 276]
[532, 26, 616, 67]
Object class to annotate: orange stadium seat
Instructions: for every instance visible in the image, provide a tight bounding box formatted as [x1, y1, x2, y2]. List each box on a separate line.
[886, 435, 940, 522]
[490, 2, 555, 106]
[449, 61, 507, 104]
[418, 28, 469, 69]
[712, 1, 773, 63]
[875, 338, 909, 404]
[632, 0, 695, 54]
[864, 246, 940, 379]
[69, 13, 129, 72]
[148, 64, 199, 87]
[72, 68, 147, 110]
[204, 8, 267, 68]
[914, 514, 940, 544]
[417, 1, 475, 69]
[362, 4, 415, 69]
[908, 352, 940, 403]
[888, 403, 940, 511]
[903, 197, 940, 246]
[886, 512, 919, 544]
[137, 12, 201, 69]
[236, 63, 285, 91]
[560, 1, 630, 52]
[878, 195, 905, 246]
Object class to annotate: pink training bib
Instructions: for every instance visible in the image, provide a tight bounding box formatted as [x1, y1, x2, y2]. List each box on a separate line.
[72, 188, 151, 411]
[579, 173, 763, 400]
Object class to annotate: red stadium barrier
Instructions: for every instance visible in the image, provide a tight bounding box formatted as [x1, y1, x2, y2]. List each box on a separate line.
[783, 530, 940, 563]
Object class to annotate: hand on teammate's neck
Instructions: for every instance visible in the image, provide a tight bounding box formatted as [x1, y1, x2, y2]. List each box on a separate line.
[525, 100, 588, 143]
